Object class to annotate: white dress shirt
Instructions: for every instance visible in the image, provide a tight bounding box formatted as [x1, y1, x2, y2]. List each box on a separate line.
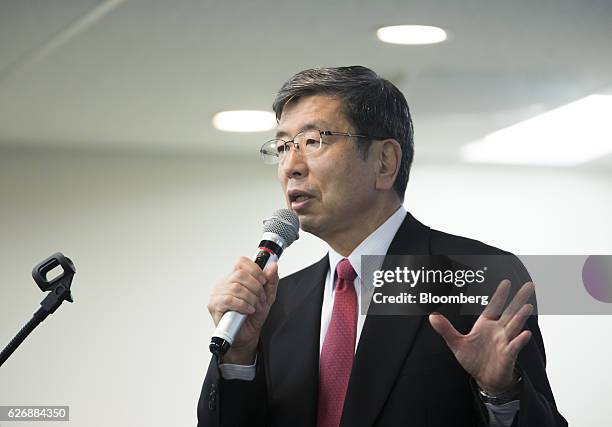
[321, 205, 407, 353]
[219, 205, 519, 426]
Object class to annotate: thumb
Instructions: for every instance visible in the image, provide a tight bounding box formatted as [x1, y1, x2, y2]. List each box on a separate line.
[429, 313, 461, 351]
[263, 262, 279, 302]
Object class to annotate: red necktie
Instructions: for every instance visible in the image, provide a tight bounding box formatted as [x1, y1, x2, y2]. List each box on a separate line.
[317, 258, 358, 427]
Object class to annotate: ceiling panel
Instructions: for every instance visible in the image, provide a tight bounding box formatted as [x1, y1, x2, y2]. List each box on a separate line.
[0, 0, 610, 167]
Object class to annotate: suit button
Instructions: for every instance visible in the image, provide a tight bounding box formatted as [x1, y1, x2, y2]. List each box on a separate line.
[208, 384, 217, 411]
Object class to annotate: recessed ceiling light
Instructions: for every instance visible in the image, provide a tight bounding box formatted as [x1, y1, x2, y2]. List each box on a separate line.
[212, 110, 277, 133]
[460, 94, 612, 166]
[376, 25, 447, 45]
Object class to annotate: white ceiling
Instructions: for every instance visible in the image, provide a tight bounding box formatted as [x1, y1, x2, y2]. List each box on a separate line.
[0, 0, 611, 168]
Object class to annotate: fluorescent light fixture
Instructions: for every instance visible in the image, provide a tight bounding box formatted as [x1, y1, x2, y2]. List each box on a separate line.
[212, 110, 276, 132]
[461, 95, 612, 166]
[376, 25, 447, 45]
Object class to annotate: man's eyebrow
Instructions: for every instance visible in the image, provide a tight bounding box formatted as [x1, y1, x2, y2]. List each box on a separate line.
[275, 123, 326, 139]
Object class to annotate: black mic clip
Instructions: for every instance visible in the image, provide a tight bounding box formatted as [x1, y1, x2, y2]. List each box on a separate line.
[32, 252, 76, 314]
[0, 252, 76, 368]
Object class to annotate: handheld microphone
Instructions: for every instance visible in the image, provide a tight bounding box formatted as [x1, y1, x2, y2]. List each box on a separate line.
[209, 209, 299, 357]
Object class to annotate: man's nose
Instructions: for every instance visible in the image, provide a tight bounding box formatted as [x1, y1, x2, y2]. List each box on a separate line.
[280, 146, 308, 178]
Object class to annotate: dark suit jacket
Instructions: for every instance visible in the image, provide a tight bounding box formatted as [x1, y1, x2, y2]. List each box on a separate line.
[198, 213, 567, 426]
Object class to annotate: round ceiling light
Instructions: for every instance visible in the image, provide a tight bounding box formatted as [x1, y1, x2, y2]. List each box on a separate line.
[212, 110, 277, 132]
[376, 25, 447, 45]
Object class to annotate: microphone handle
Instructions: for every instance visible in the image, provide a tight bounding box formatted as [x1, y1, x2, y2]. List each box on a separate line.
[209, 241, 279, 357]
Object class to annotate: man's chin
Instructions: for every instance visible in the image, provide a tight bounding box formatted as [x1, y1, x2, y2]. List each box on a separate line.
[294, 213, 319, 235]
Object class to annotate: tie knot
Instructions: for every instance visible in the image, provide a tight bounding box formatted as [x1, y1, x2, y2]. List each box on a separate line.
[336, 258, 357, 282]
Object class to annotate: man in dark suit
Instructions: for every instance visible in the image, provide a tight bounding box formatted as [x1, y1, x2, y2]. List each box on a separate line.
[198, 66, 567, 426]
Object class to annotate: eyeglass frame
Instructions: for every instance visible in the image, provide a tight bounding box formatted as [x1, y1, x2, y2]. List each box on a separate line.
[259, 129, 392, 163]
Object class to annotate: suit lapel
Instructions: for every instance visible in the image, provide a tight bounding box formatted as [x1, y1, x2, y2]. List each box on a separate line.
[265, 256, 328, 425]
[340, 213, 432, 427]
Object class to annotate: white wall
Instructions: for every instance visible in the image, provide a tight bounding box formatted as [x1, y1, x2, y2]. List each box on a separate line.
[0, 149, 610, 426]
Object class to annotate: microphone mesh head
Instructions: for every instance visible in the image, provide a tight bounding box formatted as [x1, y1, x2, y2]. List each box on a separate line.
[262, 209, 300, 246]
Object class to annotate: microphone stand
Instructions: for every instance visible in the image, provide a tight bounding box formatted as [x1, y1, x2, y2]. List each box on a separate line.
[0, 253, 75, 367]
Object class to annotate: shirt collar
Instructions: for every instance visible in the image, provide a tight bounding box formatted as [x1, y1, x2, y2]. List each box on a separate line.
[328, 205, 407, 281]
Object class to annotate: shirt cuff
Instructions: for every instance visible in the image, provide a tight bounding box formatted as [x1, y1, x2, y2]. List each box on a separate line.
[485, 400, 520, 427]
[219, 355, 257, 381]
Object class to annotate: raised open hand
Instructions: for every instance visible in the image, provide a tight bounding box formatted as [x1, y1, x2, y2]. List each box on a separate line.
[429, 280, 535, 394]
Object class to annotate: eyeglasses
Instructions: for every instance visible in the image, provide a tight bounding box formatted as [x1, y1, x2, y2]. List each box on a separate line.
[260, 129, 390, 164]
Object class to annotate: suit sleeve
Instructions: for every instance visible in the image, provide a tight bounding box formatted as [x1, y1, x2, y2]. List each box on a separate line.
[510, 315, 568, 426]
[197, 352, 268, 427]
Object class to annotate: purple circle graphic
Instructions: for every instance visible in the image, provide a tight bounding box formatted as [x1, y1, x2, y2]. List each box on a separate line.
[582, 255, 612, 303]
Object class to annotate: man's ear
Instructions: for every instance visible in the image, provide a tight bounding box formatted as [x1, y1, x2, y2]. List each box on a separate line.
[375, 139, 402, 191]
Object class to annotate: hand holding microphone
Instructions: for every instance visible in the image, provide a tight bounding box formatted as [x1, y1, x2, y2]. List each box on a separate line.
[208, 209, 299, 362]
[207, 257, 277, 364]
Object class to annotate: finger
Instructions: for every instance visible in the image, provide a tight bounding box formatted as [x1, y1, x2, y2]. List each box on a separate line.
[481, 280, 511, 320]
[507, 329, 532, 359]
[429, 313, 462, 350]
[504, 304, 534, 341]
[500, 282, 535, 326]
[224, 280, 261, 309]
[212, 294, 256, 318]
[230, 269, 267, 301]
[235, 256, 268, 285]
[262, 262, 279, 304]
